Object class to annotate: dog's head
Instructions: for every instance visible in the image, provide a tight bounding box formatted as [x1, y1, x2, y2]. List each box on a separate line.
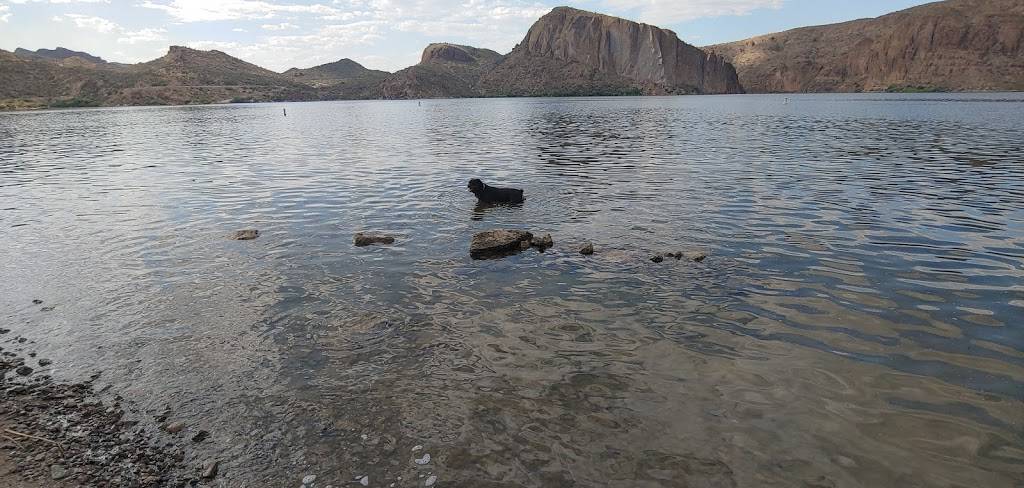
[467, 179, 484, 193]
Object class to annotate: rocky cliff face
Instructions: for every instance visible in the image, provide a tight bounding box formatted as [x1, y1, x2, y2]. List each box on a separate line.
[378, 44, 503, 99]
[707, 0, 1024, 93]
[480, 7, 742, 95]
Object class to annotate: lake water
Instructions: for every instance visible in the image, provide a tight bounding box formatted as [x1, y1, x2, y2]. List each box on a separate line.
[1, 94, 1022, 487]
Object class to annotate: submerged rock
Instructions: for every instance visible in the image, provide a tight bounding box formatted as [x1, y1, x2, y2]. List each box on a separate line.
[230, 229, 260, 240]
[532, 233, 554, 250]
[15, 365, 33, 376]
[201, 460, 219, 479]
[683, 251, 708, 262]
[470, 229, 534, 259]
[650, 255, 664, 263]
[354, 232, 396, 247]
[580, 242, 594, 255]
[302, 474, 317, 484]
[163, 421, 185, 434]
[50, 464, 68, 480]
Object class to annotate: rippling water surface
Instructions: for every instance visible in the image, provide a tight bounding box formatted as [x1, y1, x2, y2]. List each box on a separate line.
[2, 94, 1023, 487]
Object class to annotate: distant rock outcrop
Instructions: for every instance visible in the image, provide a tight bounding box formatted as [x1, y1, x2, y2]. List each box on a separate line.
[379, 43, 503, 99]
[284, 58, 389, 99]
[706, 0, 1024, 93]
[479, 7, 742, 96]
[15, 47, 107, 65]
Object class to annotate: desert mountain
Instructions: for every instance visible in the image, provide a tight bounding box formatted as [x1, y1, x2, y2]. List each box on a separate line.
[706, 0, 1024, 93]
[378, 43, 504, 99]
[15, 47, 107, 65]
[481, 7, 741, 96]
[284, 58, 391, 99]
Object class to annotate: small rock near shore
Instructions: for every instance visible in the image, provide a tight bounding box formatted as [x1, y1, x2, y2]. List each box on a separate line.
[230, 229, 260, 240]
[302, 474, 316, 484]
[15, 365, 33, 376]
[50, 464, 68, 480]
[32, 299, 43, 305]
[580, 243, 594, 255]
[163, 421, 186, 434]
[684, 251, 709, 262]
[201, 460, 219, 479]
[532, 234, 554, 250]
[650, 255, 664, 263]
[354, 232, 396, 247]
[470, 229, 534, 259]
[38, 358, 52, 367]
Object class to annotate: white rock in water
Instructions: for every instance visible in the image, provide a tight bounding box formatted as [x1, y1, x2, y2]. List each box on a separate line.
[360, 475, 369, 486]
[302, 475, 316, 484]
[425, 475, 437, 487]
[415, 453, 431, 465]
[411, 445, 423, 452]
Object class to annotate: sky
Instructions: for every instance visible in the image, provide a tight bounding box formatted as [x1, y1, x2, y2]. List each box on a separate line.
[0, 0, 934, 73]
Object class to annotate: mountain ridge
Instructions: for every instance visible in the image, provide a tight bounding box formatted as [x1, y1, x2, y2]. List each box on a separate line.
[706, 0, 1024, 93]
[2, 1, 1021, 110]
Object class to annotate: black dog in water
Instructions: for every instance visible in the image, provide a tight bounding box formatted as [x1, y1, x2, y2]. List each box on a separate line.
[468, 179, 524, 204]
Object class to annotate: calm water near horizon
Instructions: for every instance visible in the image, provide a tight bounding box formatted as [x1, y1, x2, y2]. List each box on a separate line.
[1, 93, 1022, 487]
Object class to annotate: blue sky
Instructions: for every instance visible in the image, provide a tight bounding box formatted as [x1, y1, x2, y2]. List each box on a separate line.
[0, 0, 933, 73]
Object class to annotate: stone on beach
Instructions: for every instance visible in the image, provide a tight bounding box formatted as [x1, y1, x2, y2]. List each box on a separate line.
[470, 229, 534, 259]
[415, 453, 431, 465]
[354, 232, 396, 247]
[302, 474, 317, 484]
[425, 475, 437, 487]
[229, 229, 260, 240]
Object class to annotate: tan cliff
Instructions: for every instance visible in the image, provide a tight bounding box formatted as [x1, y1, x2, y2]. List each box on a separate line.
[480, 7, 742, 96]
[707, 0, 1024, 93]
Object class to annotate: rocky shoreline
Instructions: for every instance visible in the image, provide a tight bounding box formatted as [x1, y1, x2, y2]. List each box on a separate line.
[0, 331, 198, 487]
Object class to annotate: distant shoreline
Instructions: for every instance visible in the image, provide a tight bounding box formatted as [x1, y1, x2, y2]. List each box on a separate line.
[5, 90, 1024, 114]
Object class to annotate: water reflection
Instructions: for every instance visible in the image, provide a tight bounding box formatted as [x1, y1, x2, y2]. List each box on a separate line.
[0, 94, 1022, 486]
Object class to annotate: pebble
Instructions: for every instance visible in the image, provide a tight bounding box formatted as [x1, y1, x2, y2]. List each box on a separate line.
[15, 365, 33, 376]
[230, 229, 260, 240]
[163, 421, 186, 433]
[412, 445, 423, 452]
[302, 474, 317, 484]
[38, 358, 52, 367]
[425, 475, 437, 487]
[50, 464, 68, 480]
[415, 453, 431, 465]
[201, 459, 219, 479]
[359, 475, 369, 486]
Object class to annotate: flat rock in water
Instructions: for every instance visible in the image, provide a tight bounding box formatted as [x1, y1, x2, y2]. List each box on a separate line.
[580, 242, 594, 255]
[470, 229, 534, 259]
[354, 232, 396, 247]
[230, 229, 259, 240]
[683, 251, 709, 262]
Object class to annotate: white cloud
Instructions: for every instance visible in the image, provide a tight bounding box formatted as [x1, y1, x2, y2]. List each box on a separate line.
[118, 27, 168, 44]
[0, 6, 10, 23]
[64, 13, 119, 33]
[232, 27, 248, 32]
[601, 0, 785, 24]
[140, 0, 341, 22]
[261, 22, 298, 30]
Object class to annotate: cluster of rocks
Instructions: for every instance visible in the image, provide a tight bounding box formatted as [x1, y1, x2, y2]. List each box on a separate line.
[0, 339, 196, 486]
[229, 228, 709, 265]
[470, 229, 708, 263]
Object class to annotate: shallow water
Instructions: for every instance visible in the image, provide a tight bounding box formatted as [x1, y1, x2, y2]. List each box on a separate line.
[1, 94, 1023, 487]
